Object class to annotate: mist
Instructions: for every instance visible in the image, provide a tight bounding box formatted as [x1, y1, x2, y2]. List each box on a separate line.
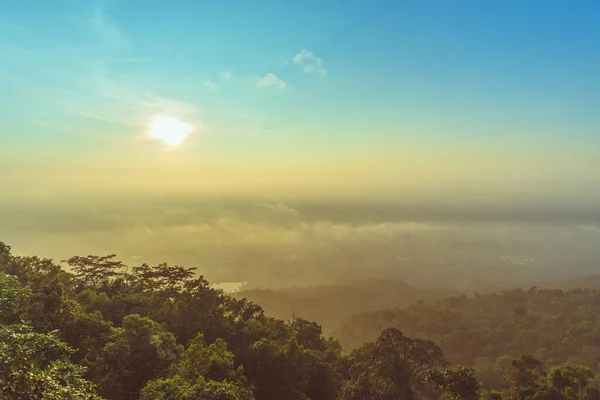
[3, 196, 600, 292]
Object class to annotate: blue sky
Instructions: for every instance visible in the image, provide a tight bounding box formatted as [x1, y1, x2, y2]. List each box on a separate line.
[1, 0, 599, 202]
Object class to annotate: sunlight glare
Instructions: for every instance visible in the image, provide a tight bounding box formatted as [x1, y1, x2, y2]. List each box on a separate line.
[149, 115, 192, 146]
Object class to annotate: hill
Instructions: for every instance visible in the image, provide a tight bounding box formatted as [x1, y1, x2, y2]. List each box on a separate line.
[3, 240, 600, 399]
[334, 287, 600, 388]
[234, 279, 453, 334]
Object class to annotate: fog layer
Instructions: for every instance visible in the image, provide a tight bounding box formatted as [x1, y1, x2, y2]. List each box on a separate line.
[2, 197, 600, 291]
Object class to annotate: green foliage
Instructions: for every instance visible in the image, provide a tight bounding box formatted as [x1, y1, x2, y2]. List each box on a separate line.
[174, 334, 242, 383]
[547, 364, 592, 390]
[505, 353, 547, 399]
[342, 328, 446, 399]
[99, 314, 182, 400]
[546, 364, 600, 399]
[244, 336, 339, 400]
[335, 288, 600, 386]
[493, 353, 600, 400]
[65, 255, 126, 289]
[0, 324, 101, 399]
[340, 370, 397, 400]
[425, 365, 481, 400]
[0, 266, 100, 398]
[480, 389, 504, 400]
[6, 241, 600, 400]
[0, 273, 30, 323]
[2, 254, 74, 332]
[129, 262, 196, 295]
[140, 376, 254, 400]
[141, 332, 253, 400]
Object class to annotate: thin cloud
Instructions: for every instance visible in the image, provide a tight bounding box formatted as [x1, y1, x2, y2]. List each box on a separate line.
[55, 82, 200, 132]
[1, 5, 200, 143]
[220, 70, 233, 80]
[91, 5, 127, 50]
[64, 7, 200, 131]
[293, 49, 326, 74]
[205, 80, 219, 90]
[258, 73, 286, 90]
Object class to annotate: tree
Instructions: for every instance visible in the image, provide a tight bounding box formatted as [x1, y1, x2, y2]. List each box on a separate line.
[0, 273, 30, 324]
[10, 242, 600, 400]
[141, 333, 253, 400]
[340, 370, 397, 400]
[0, 273, 100, 399]
[161, 276, 230, 345]
[0, 324, 102, 399]
[546, 364, 600, 400]
[140, 376, 254, 400]
[100, 314, 182, 400]
[65, 255, 126, 289]
[130, 263, 196, 295]
[2, 254, 74, 332]
[289, 317, 327, 351]
[425, 365, 481, 400]
[174, 334, 246, 384]
[505, 353, 547, 400]
[342, 328, 446, 400]
[374, 328, 446, 380]
[480, 390, 504, 400]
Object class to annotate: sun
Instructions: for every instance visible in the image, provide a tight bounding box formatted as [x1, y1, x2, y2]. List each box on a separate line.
[148, 115, 192, 146]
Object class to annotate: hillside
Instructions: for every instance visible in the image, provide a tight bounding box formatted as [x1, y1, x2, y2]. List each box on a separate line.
[334, 287, 600, 388]
[234, 279, 453, 334]
[3, 241, 600, 399]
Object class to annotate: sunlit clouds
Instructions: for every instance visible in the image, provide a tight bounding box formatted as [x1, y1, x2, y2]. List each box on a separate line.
[258, 73, 286, 90]
[148, 115, 193, 146]
[293, 50, 326, 74]
[4, 199, 600, 289]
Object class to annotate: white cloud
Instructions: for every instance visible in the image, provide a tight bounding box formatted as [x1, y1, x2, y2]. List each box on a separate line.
[205, 80, 219, 90]
[220, 70, 233, 80]
[293, 49, 326, 74]
[257, 73, 286, 90]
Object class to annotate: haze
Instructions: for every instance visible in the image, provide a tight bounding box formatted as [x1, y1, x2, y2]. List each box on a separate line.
[5, 3, 600, 399]
[2, 0, 600, 293]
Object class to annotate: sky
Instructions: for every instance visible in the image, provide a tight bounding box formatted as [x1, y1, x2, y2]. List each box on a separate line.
[1, 0, 599, 205]
[1, 1, 600, 284]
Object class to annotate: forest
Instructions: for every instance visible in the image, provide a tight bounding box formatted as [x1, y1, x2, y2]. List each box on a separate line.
[2, 240, 600, 400]
[233, 280, 453, 337]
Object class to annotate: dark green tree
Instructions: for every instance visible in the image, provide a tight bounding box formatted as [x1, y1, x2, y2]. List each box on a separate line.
[0, 271, 100, 399]
[99, 314, 182, 400]
[342, 328, 446, 400]
[65, 255, 126, 290]
[546, 364, 600, 400]
[141, 332, 253, 400]
[0, 324, 102, 400]
[505, 354, 547, 400]
[141, 375, 254, 400]
[425, 364, 481, 400]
